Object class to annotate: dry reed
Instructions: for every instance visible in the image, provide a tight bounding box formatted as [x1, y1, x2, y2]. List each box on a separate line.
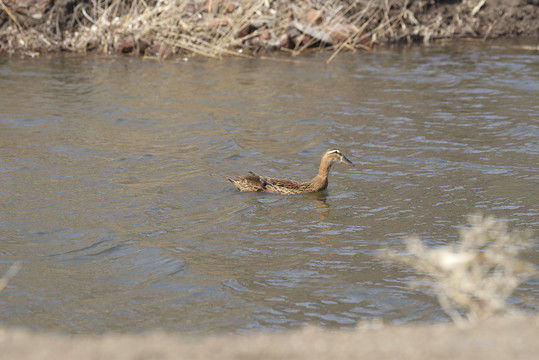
[384, 214, 537, 326]
[0, 0, 420, 59]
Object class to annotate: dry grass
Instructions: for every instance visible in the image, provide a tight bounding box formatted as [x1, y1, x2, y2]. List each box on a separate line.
[384, 214, 537, 325]
[2, 0, 528, 59]
[1, 0, 414, 60]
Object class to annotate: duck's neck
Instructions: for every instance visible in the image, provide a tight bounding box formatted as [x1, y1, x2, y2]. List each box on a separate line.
[308, 156, 333, 191]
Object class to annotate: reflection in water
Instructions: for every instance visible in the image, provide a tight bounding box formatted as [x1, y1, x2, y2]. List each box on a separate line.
[0, 42, 538, 334]
[313, 192, 330, 222]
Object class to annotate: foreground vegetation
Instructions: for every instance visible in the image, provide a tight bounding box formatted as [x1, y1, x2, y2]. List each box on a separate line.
[1, 0, 537, 61]
[384, 214, 536, 325]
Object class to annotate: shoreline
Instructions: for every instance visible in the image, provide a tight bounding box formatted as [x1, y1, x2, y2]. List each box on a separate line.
[1, 0, 537, 60]
[2, 314, 538, 360]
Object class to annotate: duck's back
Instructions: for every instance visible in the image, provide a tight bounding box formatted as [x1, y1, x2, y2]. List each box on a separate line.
[226, 172, 267, 192]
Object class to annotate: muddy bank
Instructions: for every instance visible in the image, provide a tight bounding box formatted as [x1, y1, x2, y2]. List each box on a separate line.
[1, 315, 538, 360]
[0, 0, 537, 58]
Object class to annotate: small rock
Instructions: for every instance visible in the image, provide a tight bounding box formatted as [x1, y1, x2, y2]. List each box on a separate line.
[120, 40, 136, 54]
[203, 0, 236, 13]
[119, 39, 149, 55]
[306, 9, 323, 25]
[259, 30, 271, 41]
[328, 28, 349, 44]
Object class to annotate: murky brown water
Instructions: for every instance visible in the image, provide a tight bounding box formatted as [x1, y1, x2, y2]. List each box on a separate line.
[1, 41, 538, 334]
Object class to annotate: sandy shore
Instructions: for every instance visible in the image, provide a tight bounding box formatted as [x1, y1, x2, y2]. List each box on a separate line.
[2, 315, 538, 360]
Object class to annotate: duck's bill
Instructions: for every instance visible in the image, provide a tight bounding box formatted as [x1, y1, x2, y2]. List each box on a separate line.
[340, 155, 353, 166]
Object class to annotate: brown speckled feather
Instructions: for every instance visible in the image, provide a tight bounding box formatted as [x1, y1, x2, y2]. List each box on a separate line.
[226, 149, 353, 195]
[226, 172, 267, 192]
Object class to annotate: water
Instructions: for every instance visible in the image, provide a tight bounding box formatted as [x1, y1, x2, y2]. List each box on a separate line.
[1, 41, 538, 334]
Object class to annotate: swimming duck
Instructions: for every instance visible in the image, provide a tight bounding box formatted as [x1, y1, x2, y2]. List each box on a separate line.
[226, 149, 353, 195]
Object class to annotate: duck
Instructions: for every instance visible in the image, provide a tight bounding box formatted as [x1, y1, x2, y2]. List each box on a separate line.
[226, 149, 353, 195]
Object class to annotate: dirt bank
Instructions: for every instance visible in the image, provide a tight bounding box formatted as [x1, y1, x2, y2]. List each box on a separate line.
[1, 0, 537, 58]
[1, 315, 538, 360]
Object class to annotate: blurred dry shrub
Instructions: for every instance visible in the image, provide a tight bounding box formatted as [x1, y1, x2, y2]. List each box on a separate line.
[383, 214, 537, 325]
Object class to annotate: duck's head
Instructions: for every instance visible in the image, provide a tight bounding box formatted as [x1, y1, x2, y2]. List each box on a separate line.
[325, 149, 353, 165]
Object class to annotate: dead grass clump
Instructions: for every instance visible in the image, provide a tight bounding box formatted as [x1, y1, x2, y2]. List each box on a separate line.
[60, 0, 389, 59]
[384, 214, 536, 325]
[0, 0, 417, 60]
[2, 0, 530, 58]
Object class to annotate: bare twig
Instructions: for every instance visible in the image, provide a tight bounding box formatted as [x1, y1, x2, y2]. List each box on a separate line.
[0, 262, 22, 292]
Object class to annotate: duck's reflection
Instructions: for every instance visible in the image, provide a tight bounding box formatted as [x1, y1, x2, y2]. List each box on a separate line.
[313, 191, 329, 222]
